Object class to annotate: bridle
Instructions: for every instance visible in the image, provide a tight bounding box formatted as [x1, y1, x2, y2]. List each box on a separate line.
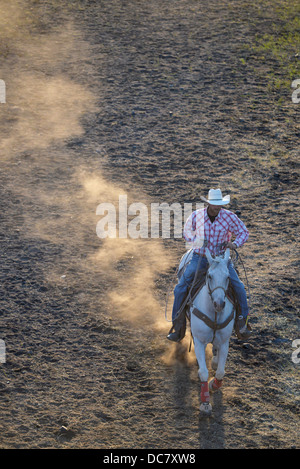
[206, 269, 229, 305]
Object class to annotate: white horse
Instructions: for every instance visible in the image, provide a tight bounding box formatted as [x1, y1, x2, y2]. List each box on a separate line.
[190, 248, 235, 415]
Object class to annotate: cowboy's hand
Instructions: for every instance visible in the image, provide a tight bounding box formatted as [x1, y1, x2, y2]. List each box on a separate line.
[226, 242, 237, 250]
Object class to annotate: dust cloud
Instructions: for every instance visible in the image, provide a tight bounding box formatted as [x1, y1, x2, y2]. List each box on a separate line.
[0, 73, 94, 158]
[81, 172, 175, 331]
[0, 0, 176, 341]
[0, 7, 95, 159]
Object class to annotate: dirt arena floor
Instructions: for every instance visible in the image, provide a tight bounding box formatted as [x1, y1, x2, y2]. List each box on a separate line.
[0, 0, 299, 449]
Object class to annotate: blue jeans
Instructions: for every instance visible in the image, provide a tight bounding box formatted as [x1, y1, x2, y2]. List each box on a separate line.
[172, 253, 249, 321]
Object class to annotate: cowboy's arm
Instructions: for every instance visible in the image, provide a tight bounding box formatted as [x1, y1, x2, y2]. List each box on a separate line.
[228, 214, 249, 248]
[183, 211, 197, 242]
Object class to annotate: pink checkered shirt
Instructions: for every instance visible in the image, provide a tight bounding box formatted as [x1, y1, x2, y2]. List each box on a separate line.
[183, 207, 249, 256]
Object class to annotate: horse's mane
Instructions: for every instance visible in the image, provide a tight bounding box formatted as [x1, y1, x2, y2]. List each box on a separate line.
[211, 254, 227, 263]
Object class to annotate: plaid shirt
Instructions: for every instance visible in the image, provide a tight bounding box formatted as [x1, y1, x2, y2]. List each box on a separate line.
[183, 207, 249, 256]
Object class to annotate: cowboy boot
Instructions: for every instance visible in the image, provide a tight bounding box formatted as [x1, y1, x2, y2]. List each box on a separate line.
[167, 312, 186, 342]
[236, 315, 252, 340]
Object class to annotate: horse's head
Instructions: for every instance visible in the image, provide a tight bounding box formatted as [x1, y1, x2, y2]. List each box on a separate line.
[205, 248, 230, 312]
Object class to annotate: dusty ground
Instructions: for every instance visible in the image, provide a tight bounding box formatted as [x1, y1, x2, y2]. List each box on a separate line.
[0, 0, 299, 449]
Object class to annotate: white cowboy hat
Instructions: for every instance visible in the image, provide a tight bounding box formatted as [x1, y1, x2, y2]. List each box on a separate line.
[200, 188, 230, 205]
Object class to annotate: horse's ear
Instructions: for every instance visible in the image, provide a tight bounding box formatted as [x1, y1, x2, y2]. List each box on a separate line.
[205, 248, 213, 264]
[224, 248, 230, 261]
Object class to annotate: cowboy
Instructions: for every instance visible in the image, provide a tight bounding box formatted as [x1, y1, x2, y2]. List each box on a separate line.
[167, 188, 251, 342]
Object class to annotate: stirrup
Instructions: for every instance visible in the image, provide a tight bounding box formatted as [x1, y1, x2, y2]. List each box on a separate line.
[236, 315, 252, 340]
[167, 329, 185, 342]
[166, 317, 186, 342]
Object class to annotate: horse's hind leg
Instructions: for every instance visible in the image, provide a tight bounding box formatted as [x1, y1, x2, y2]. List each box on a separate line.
[211, 345, 218, 371]
[215, 341, 229, 381]
[209, 341, 229, 392]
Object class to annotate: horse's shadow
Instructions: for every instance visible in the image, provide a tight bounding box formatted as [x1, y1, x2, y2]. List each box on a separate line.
[171, 341, 226, 449]
[171, 341, 196, 419]
[197, 387, 226, 449]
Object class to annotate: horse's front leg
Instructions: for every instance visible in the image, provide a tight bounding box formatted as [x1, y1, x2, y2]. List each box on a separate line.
[193, 337, 212, 415]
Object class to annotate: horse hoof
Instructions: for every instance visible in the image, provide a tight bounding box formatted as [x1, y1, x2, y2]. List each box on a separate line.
[209, 378, 223, 393]
[200, 402, 212, 416]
